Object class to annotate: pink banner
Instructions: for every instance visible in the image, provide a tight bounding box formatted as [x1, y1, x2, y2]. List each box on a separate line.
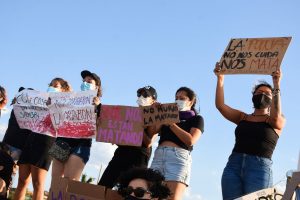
[96, 105, 144, 146]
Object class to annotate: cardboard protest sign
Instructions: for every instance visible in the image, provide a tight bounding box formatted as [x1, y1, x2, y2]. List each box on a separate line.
[142, 103, 179, 126]
[219, 37, 292, 74]
[48, 90, 97, 138]
[282, 171, 300, 200]
[48, 177, 119, 200]
[105, 189, 123, 200]
[96, 105, 144, 146]
[13, 89, 56, 137]
[234, 187, 283, 200]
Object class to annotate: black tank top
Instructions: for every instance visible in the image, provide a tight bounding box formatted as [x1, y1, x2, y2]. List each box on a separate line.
[233, 120, 279, 159]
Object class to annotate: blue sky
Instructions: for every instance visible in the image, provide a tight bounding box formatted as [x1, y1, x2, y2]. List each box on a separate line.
[0, 1, 299, 199]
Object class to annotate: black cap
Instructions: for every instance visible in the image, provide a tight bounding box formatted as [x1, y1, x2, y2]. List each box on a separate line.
[81, 70, 101, 87]
[18, 87, 34, 92]
[137, 86, 157, 100]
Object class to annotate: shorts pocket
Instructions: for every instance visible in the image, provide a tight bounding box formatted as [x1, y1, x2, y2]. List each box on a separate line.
[174, 148, 189, 160]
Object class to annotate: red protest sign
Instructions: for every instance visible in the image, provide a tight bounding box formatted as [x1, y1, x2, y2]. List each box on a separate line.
[96, 105, 144, 146]
[48, 90, 97, 138]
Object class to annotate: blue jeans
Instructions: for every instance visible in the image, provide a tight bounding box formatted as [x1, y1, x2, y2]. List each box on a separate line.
[221, 152, 273, 200]
[71, 146, 90, 164]
[296, 188, 300, 200]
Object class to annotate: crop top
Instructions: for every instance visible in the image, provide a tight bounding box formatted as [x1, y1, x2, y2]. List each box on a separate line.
[158, 115, 204, 151]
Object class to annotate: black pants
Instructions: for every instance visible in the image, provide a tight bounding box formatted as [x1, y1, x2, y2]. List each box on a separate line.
[98, 147, 150, 188]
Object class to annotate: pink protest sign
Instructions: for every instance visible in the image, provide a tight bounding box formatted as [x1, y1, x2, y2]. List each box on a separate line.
[13, 89, 56, 137]
[96, 105, 144, 146]
[49, 90, 97, 138]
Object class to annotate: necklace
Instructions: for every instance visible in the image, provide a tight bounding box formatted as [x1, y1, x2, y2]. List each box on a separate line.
[251, 113, 269, 116]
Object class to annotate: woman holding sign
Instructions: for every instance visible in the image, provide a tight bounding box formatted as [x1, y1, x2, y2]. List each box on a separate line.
[150, 87, 204, 200]
[51, 70, 101, 186]
[214, 62, 285, 200]
[14, 78, 71, 200]
[98, 86, 158, 189]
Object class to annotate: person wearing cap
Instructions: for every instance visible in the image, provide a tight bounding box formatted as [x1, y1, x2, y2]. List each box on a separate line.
[51, 71, 101, 185]
[14, 79, 71, 200]
[150, 87, 204, 200]
[98, 86, 158, 189]
[0, 86, 8, 118]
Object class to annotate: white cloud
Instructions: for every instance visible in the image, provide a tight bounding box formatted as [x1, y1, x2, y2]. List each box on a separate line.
[0, 123, 8, 140]
[89, 141, 117, 165]
[0, 107, 11, 116]
[183, 187, 204, 200]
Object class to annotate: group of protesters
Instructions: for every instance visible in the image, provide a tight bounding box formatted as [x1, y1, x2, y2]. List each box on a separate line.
[0, 63, 286, 200]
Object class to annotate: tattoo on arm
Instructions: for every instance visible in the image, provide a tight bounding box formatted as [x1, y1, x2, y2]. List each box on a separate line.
[273, 95, 279, 111]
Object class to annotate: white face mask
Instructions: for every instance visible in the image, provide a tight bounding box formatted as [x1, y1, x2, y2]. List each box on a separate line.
[137, 96, 153, 106]
[176, 100, 190, 111]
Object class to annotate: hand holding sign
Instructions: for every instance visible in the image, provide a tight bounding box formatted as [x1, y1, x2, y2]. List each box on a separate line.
[271, 69, 282, 89]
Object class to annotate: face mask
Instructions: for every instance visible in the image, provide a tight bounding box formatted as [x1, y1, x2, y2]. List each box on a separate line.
[124, 195, 149, 200]
[47, 86, 60, 93]
[81, 82, 96, 91]
[252, 94, 272, 109]
[176, 100, 190, 111]
[137, 97, 152, 106]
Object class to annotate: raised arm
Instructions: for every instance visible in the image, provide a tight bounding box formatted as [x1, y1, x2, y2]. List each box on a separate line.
[268, 69, 286, 132]
[214, 62, 244, 124]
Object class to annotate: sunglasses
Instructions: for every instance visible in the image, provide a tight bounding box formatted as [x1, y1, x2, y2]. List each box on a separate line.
[137, 90, 150, 98]
[121, 186, 152, 198]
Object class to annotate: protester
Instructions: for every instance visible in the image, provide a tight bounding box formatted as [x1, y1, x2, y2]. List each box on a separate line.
[51, 71, 101, 186]
[214, 62, 285, 200]
[0, 142, 15, 200]
[98, 86, 158, 189]
[14, 78, 71, 200]
[2, 87, 32, 162]
[150, 87, 204, 200]
[0, 86, 8, 117]
[117, 167, 170, 200]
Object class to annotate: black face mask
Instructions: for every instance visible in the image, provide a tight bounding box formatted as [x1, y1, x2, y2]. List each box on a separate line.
[252, 94, 272, 109]
[124, 195, 150, 200]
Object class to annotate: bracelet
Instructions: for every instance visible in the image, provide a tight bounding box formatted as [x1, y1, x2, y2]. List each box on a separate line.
[272, 88, 280, 96]
[168, 124, 175, 128]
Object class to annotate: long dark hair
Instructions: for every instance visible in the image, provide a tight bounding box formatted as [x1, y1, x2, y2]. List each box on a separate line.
[176, 86, 198, 113]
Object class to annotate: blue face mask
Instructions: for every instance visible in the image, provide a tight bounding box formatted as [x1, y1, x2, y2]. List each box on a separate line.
[47, 86, 60, 93]
[81, 82, 96, 91]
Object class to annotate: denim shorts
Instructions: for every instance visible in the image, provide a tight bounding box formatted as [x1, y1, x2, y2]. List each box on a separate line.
[150, 146, 192, 186]
[6, 144, 22, 162]
[70, 146, 90, 164]
[221, 152, 273, 200]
